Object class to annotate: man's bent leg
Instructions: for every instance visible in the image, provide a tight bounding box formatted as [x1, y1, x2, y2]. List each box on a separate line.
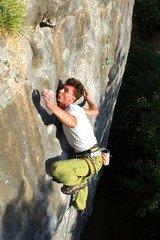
[72, 155, 103, 210]
[50, 155, 102, 210]
[72, 185, 88, 210]
[50, 157, 89, 186]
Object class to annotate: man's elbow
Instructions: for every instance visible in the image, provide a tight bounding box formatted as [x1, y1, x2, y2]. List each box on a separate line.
[70, 118, 77, 128]
[72, 121, 77, 128]
[95, 109, 99, 116]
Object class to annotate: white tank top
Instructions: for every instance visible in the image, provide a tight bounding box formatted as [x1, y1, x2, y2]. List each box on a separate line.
[63, 104, 97, 153]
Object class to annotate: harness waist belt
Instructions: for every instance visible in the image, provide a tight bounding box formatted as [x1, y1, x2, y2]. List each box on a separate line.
[75, 144, 100, 177]
[76, 143, 99, 157]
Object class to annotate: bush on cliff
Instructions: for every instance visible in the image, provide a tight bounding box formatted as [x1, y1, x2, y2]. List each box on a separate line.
[0, 0, 26, 36]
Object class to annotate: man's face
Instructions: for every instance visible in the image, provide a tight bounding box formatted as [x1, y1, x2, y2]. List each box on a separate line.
[57, 85, 76, 106]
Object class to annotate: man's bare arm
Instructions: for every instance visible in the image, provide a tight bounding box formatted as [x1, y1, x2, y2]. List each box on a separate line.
[83, 90, 99, 117]
[41, 90, 77, 128]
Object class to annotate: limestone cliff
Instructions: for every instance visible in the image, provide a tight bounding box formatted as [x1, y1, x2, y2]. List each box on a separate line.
[0, 0, 134, 239]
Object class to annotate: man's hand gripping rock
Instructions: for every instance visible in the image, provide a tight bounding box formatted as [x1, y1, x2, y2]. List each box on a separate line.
[41, 89, 54, 111]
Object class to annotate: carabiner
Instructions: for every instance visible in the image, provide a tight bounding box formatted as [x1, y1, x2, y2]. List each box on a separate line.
[105, 57, 110, 65]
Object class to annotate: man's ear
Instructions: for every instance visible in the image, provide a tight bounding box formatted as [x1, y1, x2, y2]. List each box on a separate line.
[72, 96, 76, 102]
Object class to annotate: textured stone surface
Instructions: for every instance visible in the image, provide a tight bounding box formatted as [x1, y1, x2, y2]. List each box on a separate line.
[0, 0, 134, 239]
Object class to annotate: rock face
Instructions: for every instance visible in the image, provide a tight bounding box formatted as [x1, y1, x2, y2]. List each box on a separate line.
[0, 0, 134, 239]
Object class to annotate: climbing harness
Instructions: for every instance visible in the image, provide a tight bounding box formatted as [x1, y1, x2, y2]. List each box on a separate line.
[82, 156, 99, 181]
[82, 157, 94, 176]
[75, 143, 99, 157]
[75, 144, 100, 181]
[89, 156, 99, 181]
[64, 194, 73, 240]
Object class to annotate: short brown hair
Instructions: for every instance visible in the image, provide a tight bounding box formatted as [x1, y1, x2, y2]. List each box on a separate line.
[64, 78, 85, 101]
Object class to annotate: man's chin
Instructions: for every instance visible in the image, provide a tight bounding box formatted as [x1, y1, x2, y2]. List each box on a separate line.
[57, 98, 61, 105]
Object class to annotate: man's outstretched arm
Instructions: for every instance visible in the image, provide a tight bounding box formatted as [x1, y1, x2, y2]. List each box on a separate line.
[83, 90, 99, 117]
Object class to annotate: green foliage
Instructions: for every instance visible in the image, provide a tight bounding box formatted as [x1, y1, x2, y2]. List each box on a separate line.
[109, 42, 160, 220]
[134, 0, 160, 34]
[0, 0, 27, 36]
[124, 160, 160, 217]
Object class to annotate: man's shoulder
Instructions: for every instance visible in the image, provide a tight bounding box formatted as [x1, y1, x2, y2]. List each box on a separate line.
[65, 104, 84, 114]
[66, 104, 82, 110]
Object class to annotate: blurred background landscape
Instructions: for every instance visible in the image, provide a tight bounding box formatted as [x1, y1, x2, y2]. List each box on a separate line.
[82, 1, 160, 239]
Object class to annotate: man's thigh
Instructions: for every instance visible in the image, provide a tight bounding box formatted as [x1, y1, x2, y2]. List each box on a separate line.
[51, 157, 89, 177]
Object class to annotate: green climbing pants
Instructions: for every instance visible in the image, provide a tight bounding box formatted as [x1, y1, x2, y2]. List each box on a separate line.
[50, 154, 103, 210]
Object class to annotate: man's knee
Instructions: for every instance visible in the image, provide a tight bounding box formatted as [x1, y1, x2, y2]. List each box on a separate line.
[50, 161, 60, 177]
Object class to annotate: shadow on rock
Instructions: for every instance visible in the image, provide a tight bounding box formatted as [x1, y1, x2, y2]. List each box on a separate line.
[32, 80, 72, 154]
[1, 178, 57, 240]
[95, 46, 126, 147]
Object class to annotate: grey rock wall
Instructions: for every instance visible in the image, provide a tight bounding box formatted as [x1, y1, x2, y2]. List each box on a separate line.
[0, 0, 134, 239]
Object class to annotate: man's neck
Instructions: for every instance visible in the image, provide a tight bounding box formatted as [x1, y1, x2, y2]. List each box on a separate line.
[58, 102, 71, 110]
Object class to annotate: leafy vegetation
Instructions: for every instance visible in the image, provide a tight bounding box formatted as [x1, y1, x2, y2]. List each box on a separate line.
[0, 0, 27, 36]
[107, 0, 160, 236]
[134, 0, 160, 35]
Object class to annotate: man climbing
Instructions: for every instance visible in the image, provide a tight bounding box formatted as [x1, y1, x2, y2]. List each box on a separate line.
[41, 78, 103, 210]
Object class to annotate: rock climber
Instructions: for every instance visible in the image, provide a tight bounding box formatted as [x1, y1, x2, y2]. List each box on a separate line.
[41, 78, 103, 211]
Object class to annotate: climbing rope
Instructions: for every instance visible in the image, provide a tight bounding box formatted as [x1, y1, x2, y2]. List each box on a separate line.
[64, 194, 73, 240]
